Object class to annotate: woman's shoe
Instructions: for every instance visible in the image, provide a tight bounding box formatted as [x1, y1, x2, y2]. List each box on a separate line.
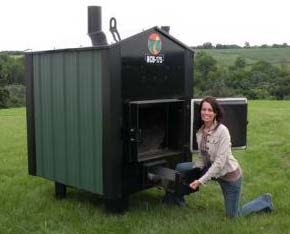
[263, 193, 274, 212]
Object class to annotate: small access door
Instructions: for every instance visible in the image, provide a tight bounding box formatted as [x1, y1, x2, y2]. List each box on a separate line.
[190, 98, 248, 152]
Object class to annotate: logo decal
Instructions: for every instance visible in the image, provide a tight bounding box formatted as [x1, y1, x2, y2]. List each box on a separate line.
[145, 32, 164, 64]
[148, 33, 162, 55]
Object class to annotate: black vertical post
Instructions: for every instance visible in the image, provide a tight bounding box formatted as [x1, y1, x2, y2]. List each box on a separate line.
[183, 50, 194, 162]
[102, 47, 128, 212]
[55, 182, 67, 199]
[25, 54, 37, 175]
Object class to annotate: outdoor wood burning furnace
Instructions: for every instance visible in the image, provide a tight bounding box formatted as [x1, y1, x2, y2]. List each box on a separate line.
[25, 6, 247, 211]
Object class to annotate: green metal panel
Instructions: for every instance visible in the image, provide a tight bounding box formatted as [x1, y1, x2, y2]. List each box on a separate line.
[33, 49, 103, 194]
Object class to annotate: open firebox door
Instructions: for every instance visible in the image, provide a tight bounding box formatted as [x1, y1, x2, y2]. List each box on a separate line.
[190, 98, 248, 152]
[124, 99, 202, 195]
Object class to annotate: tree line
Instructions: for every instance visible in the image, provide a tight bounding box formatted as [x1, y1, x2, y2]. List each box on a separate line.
[1, 49, 290, 108]
[194, 51, 290, 100]
[193, 42, 289, 49]
[0, 52, 25, 108]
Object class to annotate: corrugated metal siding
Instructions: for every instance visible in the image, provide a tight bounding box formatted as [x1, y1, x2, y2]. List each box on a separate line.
[33, 50, 103, 194]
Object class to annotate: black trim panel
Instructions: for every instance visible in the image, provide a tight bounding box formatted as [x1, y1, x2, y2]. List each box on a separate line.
[102, 46, 124, 200]
[25, 54, 37, 175]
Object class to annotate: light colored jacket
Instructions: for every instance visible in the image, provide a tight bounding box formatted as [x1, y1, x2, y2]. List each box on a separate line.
[195, 123, 240, 184]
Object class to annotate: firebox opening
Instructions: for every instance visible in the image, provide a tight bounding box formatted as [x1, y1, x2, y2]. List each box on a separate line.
[137, 101, 184, 161]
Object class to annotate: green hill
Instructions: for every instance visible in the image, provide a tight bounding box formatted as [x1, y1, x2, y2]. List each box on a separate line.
[198, 47, 290, 68]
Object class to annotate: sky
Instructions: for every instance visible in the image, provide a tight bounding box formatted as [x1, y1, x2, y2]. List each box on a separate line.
[0, 0, 289, 51]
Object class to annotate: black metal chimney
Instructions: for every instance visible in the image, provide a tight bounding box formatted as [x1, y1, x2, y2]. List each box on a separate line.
[88, 6, 108, 46]
[161, 26, 170, 34]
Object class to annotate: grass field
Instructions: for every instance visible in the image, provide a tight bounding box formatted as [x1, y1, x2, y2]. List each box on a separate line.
[199, 47, 290, 68]
[0, 102, 290, 234]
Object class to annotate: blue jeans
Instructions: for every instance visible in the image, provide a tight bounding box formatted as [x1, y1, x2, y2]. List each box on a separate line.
[176, 162, 273, 217]
[218, 177, 241, 217]
[218, 177, 273, 217]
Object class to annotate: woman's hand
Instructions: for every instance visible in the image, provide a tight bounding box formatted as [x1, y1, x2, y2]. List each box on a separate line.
[190, 180, 201, 190]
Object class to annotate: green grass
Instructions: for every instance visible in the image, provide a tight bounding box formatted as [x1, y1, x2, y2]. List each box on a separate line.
[199, 47, 290, 68]
[0, 102, 290, 234]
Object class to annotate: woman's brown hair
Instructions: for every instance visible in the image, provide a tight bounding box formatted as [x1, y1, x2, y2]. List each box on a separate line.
[199, 96, 224, 122]
[195, 96, 224, 130]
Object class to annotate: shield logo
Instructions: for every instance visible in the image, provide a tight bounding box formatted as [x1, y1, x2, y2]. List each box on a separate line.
[148, 33, 162, 55]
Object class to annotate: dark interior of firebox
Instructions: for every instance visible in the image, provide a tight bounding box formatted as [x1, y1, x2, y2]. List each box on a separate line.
[137, 102, 184, 161]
